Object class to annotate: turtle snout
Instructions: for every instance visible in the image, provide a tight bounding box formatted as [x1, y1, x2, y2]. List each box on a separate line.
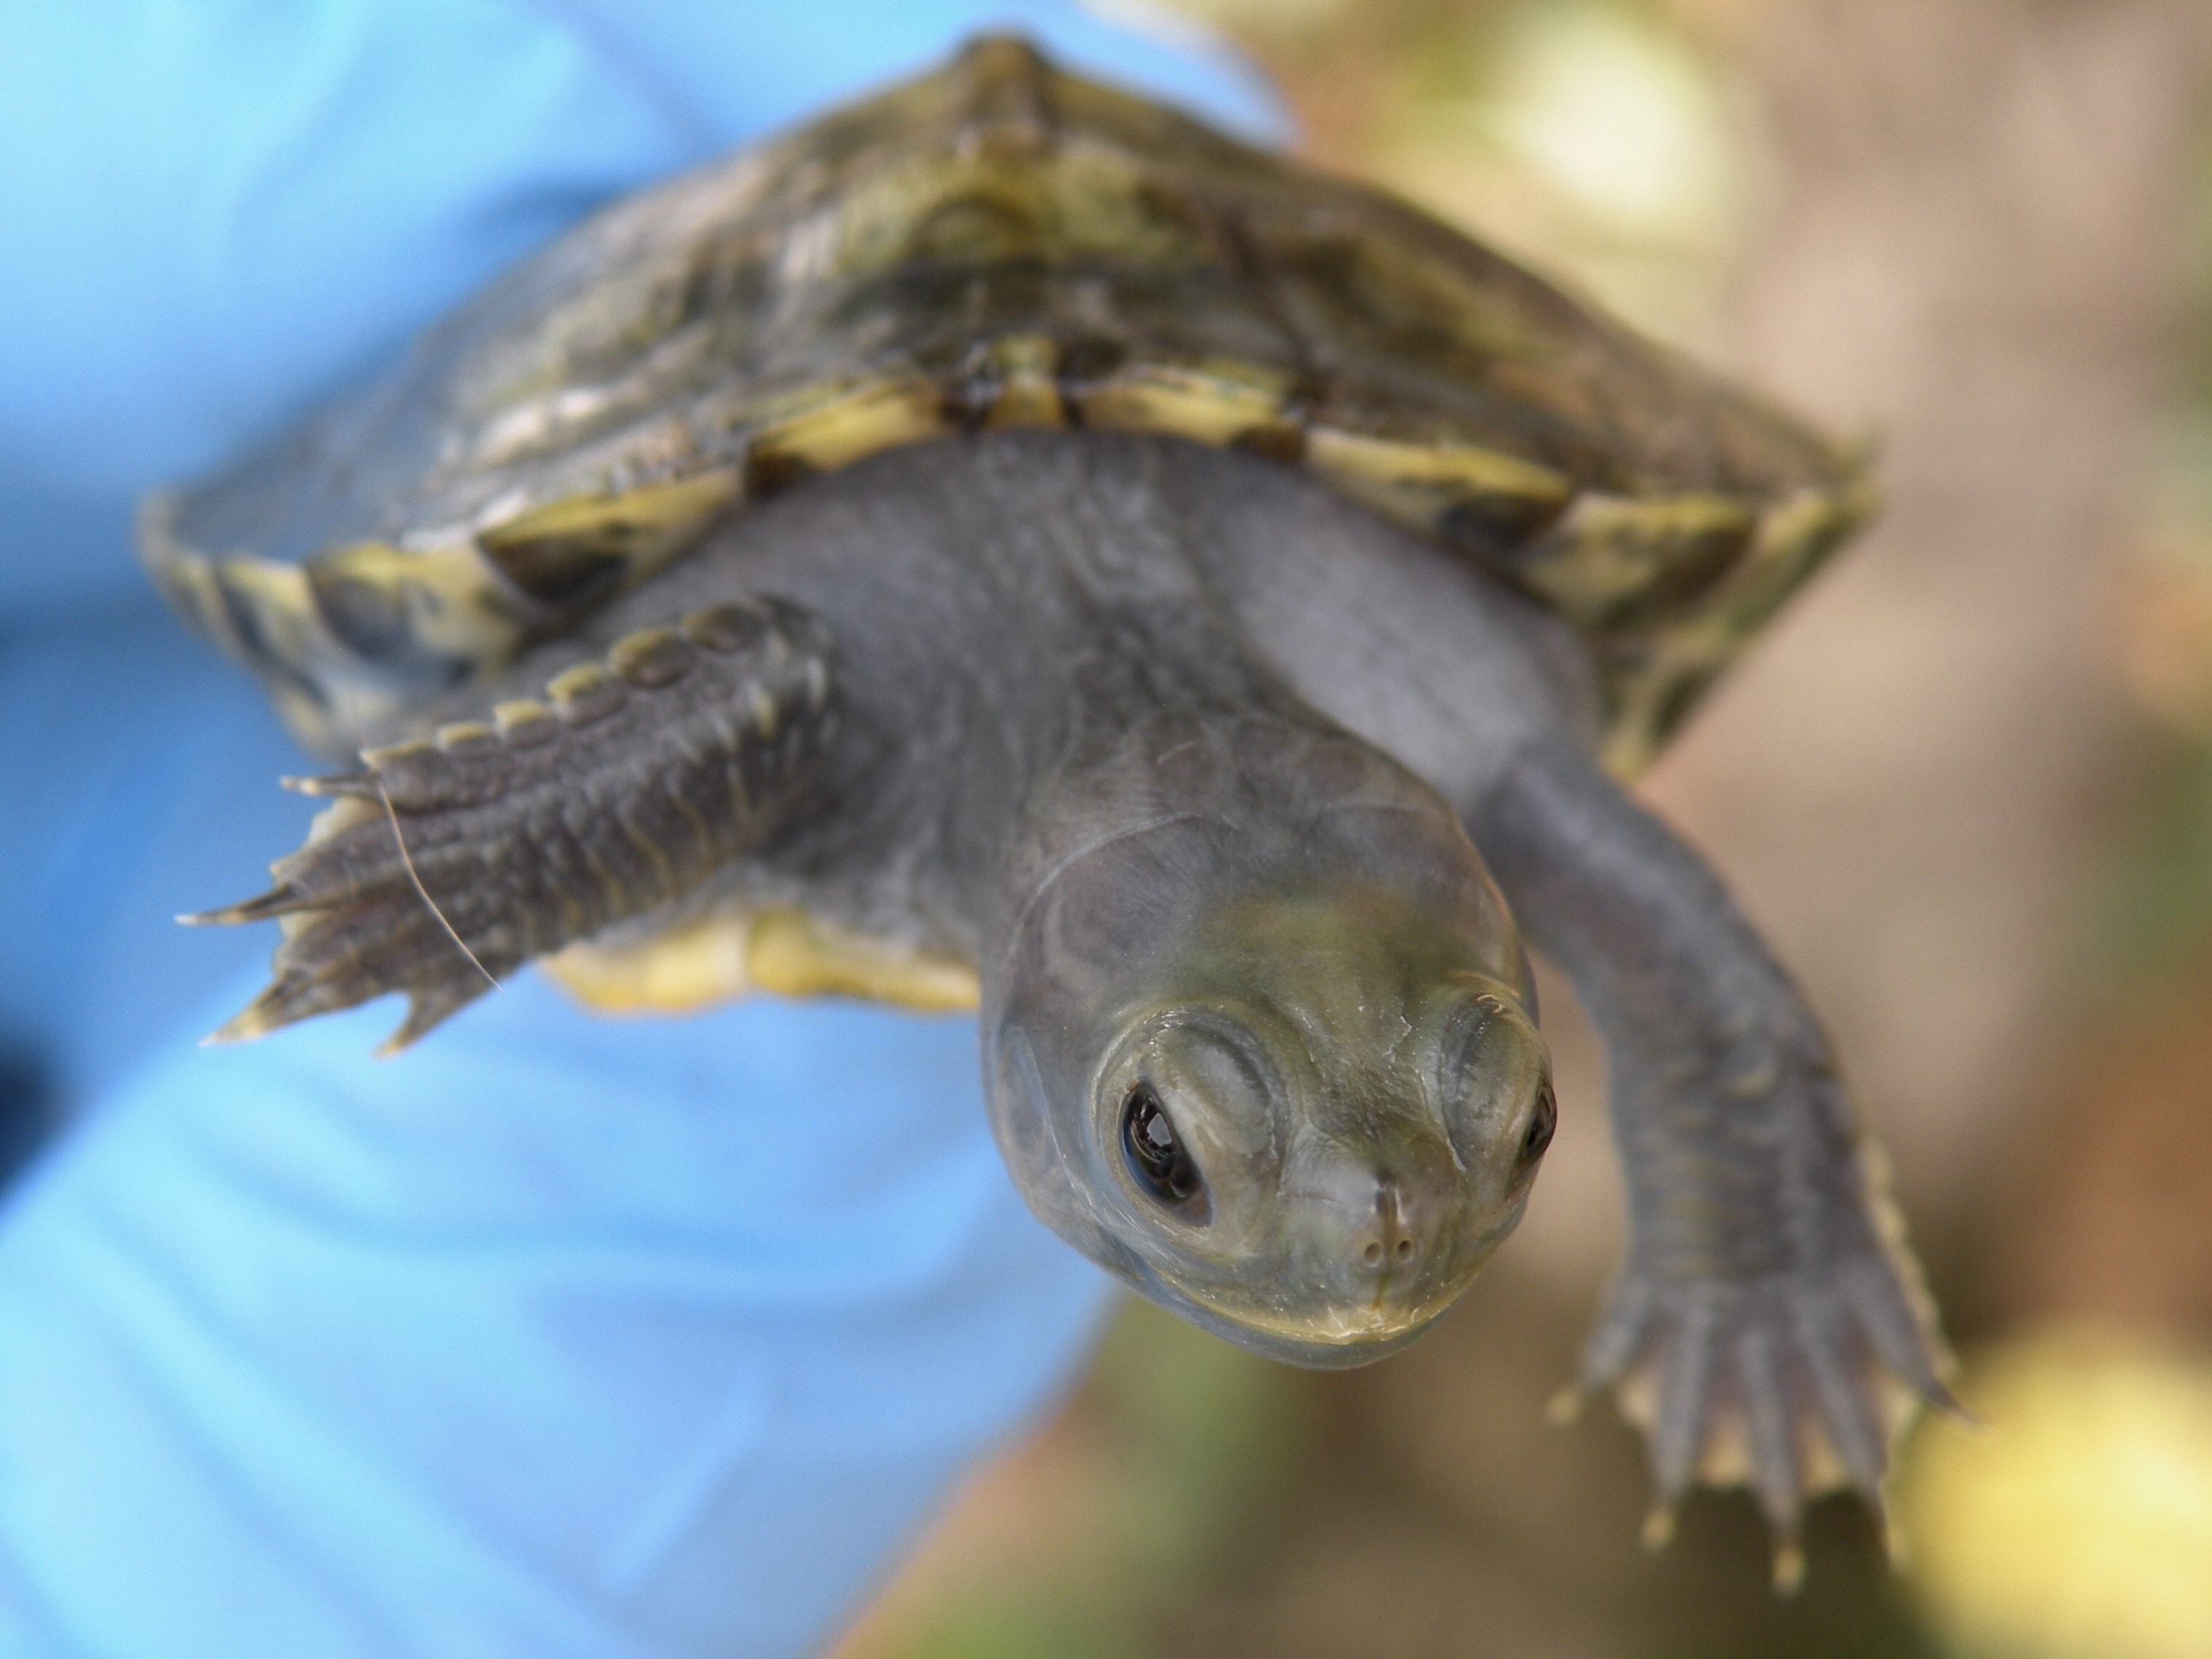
[1288, 1146, 1472, 1307]
[1138, 1126, 1504, 1365]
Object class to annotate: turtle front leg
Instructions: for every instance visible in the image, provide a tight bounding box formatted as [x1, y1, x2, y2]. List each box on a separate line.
[188, 597, 839, 1052]
[1465, 739, 1954, 1583]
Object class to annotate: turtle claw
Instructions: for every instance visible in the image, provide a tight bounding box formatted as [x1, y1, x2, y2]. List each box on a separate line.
[1922, 1380, 1982, 1430]
[177, 885, 311, 927]
[1874, 1507, 1908, 1572]
[1772, 1532, 1806, 1596]
[189, 777, 516, 1047]
[280, 772, 377, 800]
[1581, 1231, 1947, 1588]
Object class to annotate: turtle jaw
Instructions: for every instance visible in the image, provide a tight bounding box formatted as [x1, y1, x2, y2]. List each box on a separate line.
[1133, 1274, 1469, 1370]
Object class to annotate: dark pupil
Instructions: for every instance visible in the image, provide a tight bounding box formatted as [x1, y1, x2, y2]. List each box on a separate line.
[1123, 1087, 1200, 1203]
[1522, 1083, 1557, 1163]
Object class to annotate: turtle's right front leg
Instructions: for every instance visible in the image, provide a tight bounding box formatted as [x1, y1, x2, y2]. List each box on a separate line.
[1465, 738, 1954, 1582]
[189, 597, 839, 1052]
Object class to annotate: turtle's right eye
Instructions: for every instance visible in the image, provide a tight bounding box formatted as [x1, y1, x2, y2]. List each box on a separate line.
[1122, 1084, 1204, 1211]
[1519, 1081, 1557, 1167]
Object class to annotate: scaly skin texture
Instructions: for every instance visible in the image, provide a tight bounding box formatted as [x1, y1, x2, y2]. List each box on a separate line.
[199, 431, 1947, 1572]
[193, 598, 839, 1048]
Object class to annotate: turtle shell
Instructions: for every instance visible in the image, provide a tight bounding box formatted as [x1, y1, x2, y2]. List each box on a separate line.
[143, 33, 1870, 778]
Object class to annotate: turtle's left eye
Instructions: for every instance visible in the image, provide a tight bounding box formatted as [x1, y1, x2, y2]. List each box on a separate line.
[1519, 1082, 1557, 1167]
[1122, 1084, 1204, 1209]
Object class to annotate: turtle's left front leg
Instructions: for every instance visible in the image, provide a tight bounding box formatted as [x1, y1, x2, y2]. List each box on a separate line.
[188, 597, 839, 1052]
[1465, 738, 1954, 1583]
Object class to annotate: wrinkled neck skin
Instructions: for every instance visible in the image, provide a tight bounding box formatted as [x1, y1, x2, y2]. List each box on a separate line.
[970, 526, 1553, 1369]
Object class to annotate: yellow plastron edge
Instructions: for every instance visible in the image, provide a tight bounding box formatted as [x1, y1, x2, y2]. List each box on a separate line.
[543, 907, 981, 1015]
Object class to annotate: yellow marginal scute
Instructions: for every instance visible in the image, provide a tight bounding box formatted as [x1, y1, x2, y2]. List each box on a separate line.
[1594, 476, 1874, 781]
[475, 469, 740, 590]
[141, 492, 509, 753]
[545, 907, 979, 1016]
[751, 377, 950, 476]
[1077, 361, 1294, 447]
[308, 540, 527, 663]
[1305, 426, 1574, 538]
[1514, 491, 1757, 628]
[978, 334, 1066, 428]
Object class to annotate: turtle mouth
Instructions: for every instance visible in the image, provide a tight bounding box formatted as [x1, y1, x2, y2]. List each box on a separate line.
[1153, 1276, 1469, 1370]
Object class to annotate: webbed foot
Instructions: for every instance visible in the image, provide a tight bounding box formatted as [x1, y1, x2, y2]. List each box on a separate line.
[1563, 1145, 1958, 1591]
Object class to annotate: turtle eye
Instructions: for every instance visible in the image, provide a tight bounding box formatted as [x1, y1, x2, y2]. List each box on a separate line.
[1520, 1082, 1557, 1167]
[1122, 1084, 1204, 1210]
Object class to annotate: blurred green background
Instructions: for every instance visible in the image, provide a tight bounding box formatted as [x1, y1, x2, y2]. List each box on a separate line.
[835, 3, 2212, 1655]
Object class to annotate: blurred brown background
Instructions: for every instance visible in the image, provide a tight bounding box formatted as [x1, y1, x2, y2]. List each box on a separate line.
[836, 3, 2212, 1655]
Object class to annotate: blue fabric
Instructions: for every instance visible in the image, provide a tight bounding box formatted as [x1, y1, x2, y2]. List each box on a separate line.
[0, 5, 1282, 1653]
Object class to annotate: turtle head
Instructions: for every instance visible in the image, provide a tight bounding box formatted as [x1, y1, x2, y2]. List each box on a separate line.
[983, 722, 1554, 1367]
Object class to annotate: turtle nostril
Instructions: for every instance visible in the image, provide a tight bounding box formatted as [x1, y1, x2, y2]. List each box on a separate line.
[1351, 1179, 1423, 1276]
[1366, 1176, 1420, 1273]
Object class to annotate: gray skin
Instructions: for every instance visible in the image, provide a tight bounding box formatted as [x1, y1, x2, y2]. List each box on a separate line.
[212, 427, 1942, 1546]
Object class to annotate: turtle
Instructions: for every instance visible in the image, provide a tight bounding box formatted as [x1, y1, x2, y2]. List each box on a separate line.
[145, 34, 1952, 1583]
